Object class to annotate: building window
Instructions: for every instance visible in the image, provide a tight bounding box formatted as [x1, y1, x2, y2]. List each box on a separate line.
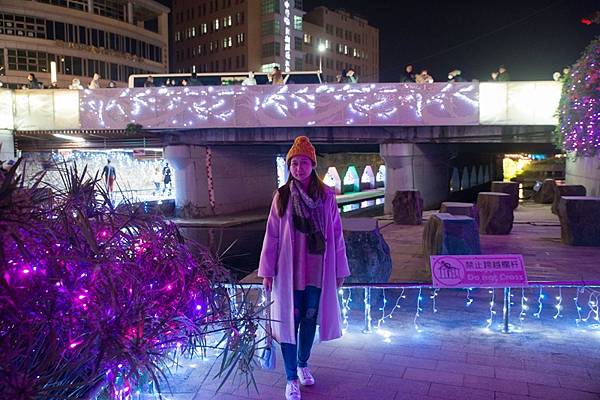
[303, 33, 311, 44]
[223, 15, 232, 27]
[241, 54, 245, 67]
[293, 16, 302, 31]
[201, 23, 208, 34]
[261, 42, 280, 57]
[236, 33, 245, 46]
[295, 57, 303, 71]
[326, 24, 333, 34]
[7, 48, 53, 73]
[294, 36, 302, 51]
[213, 18, 220, 31]
[223, 36, 232, 48]
[261, 0, 280, 16]
[235, 12, 244, 25]
[261, 20, 280, 36]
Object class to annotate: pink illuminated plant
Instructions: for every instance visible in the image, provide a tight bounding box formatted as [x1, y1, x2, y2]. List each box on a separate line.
[0, 160, 264, 399]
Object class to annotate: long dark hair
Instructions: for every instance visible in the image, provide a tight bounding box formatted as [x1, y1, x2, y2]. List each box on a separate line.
[277, 170, 326, 217]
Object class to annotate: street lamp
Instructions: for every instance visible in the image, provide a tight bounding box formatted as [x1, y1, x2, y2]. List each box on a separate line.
[317, 43, 326, 74]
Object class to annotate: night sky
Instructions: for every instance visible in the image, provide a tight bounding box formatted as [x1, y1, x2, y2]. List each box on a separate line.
[161, 0, 599, 82]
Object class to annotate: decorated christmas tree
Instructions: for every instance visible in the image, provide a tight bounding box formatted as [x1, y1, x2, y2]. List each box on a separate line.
[555, 35, 600, 156]
[0, 160, 262, 399]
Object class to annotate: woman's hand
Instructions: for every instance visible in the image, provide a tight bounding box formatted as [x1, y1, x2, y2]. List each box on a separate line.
[336, 278, 344, 288]
[263, 277, 273, 292]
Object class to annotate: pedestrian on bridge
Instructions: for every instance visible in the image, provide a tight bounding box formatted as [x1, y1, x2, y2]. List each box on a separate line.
[259, 136, 350, 400]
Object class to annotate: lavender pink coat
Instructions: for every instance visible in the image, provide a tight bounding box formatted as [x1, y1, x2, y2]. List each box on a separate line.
[258, 188, 351, 344]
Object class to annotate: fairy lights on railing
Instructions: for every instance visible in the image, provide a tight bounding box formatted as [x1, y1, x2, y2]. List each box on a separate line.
[486, 289, 496, 329]
[414, 287, 423, 332]
[520, 287, 529, 322]
[533, 287, 544, 318]
[553, 287, 563, 320]
[465, 288, 473, 306]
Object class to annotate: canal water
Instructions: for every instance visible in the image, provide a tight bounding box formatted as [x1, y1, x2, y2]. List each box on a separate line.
[179, 199, 384, 280]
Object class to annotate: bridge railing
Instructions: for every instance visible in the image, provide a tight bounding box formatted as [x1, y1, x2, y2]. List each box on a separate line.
[0, 81, 561, 132]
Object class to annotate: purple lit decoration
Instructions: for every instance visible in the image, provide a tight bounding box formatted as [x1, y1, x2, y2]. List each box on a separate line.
[556, 36, 600, 156]
[0, 160, 261, 399]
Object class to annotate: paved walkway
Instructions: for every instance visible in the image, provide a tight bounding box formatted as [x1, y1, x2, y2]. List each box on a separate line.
[144, 287, 600, 399]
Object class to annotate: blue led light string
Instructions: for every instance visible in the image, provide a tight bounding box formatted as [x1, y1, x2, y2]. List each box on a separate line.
[414, 287, 423, 332]
[486, 289, 496, 329]
[533, 287, 544, 318]
[465, 288, 474, 306]
[376, 288, 406, 329]
[553, 287, 563, 320]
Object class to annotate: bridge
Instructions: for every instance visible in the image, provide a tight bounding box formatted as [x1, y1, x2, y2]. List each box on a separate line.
[0, 82, 562, 217]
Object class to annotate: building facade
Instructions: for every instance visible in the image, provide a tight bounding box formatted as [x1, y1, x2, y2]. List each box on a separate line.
[171, 0, 305, 74]
[0, 0, 169, 88]
[303, 7, 379, 83]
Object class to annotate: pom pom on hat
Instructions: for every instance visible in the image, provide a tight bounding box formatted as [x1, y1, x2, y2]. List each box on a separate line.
[286, 136, 317, 166]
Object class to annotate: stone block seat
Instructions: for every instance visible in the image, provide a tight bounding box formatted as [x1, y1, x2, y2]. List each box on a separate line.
[557, 196, 600, 246]
[491, 181, 520, 209]
[552, 184, 587, 215]
[423, 213, 481, 272]
[477, 192, 514, 235]
[439, 202, 478, 220]
[392, 189, 423, 225]
[342, 218, 392, 283]
[534, 179, 557, 204]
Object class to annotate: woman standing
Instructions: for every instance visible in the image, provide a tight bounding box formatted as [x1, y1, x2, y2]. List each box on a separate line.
[259, 136, 350, 400]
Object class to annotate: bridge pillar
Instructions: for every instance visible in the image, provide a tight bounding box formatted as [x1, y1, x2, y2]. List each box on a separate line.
[164, 145, 277, 217]
[380, 143, 450, 213]
[0, 130, 15, 161]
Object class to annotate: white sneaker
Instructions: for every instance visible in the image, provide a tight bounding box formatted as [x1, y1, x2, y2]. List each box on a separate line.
[285, 379, 301, 400]
[297, 367, 315, 386]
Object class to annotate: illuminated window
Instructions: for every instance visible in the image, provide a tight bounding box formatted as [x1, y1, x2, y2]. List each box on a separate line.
[303, 33, 311, 44]
[294, 16, 302, 30]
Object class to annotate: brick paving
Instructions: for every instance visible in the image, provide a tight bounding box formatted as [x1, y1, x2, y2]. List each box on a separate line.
[144, 287, 600, 399]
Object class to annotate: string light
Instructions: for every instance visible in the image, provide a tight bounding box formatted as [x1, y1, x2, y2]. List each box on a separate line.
[553, 287, 563, 320]
[465, 288, 474, 306]
[75, 83, 482, 131]
[486, 289, 496, 329]
[339, 288, 352, 332]
[533, 287, 544, 318]
[582, 289, 599, 323]
[519, 288, 529, 322]
[414, 288, 423, 332]
[574, 286, 583, 326]
[376, 288, 406, 329]
[430, 288, 439, 313]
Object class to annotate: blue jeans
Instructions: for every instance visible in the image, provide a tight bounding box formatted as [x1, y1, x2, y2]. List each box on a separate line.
[280, 285, 321, 381]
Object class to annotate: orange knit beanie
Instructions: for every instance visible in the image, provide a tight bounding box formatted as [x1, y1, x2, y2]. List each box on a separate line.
[286, 136, 317, 166]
